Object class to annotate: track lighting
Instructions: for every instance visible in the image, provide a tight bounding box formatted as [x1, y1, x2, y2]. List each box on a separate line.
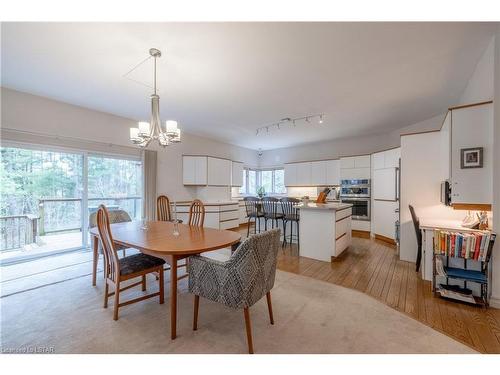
[254, 113, 324, 136]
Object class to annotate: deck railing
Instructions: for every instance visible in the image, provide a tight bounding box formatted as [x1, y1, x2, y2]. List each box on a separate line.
[1, 196, 141, 252]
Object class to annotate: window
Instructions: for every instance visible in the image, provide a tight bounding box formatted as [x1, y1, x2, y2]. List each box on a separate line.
[238, 167, 286, 195]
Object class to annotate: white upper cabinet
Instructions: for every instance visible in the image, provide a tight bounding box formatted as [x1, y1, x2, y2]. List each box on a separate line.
[296, 162, 312, 186]
[231, 161, 244, 186]
[284, 164, 297, 186]
[354, 155, 371, 168]
[183, 156, 207, 185]
[372, 152, 385, 170]
[340, 155, 371, 180]
[440, 111, 451, 181]
[372, 148, 400, 170]
[310, 161, 327, 186]
[373, 168, 398, 201]
[325, 160, 340, 185]
[207, 157, 231, 186]
[450, 104, 493, 205]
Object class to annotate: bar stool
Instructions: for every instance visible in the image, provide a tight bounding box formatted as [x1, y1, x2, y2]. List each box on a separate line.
[280, 197, 300, 250]
[261, 197, 284, 230]
[243, 197, 265, 237]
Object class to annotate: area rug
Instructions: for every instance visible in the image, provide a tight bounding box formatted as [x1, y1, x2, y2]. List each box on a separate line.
[0, 270, 475, 354]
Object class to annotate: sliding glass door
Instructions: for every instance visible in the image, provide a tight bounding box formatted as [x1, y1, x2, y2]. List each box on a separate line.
[0, 144, 142, 261]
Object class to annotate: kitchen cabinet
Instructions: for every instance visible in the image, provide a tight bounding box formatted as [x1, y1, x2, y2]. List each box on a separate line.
[182, 156, 207, 185]
[450, 103, 493, 206]
[231, 161, 244, 186]
[339, 155, 371, 180]
[325, 159, 340, 185]
[373, 168, 398, 201]
[175, 202, 239, 229]
[372, 148, 400, 170]
[311, 161, 327, 186]
[296, 162, 312, 186]
[372, 200, 398, 240]
[284, 163, 297, 186]
[440, 111, 451, 180]
[207, 157, 231, 186]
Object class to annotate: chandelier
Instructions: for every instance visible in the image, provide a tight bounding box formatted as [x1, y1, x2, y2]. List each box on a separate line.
[129, 48, 181, 148]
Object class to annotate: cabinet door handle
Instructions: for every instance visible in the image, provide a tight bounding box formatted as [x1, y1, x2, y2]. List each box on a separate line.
[395, 167, 399, 201]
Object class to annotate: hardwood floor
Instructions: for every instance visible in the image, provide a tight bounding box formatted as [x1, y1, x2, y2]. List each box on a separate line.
[235, 226, 500, 353]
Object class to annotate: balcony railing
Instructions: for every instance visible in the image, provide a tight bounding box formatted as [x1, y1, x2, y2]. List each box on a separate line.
[0, 196, 141, 252]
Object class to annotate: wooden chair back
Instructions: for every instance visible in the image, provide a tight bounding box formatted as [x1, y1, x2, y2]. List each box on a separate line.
[261, 197, 279, 217]
[243, 196, 260, 217]
[96, 204, 120, 282]
[189, 199, 205, 227]
[157, 195, 172, 221]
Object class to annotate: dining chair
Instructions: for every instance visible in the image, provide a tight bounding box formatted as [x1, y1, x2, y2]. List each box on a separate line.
[243, 197, 264, 236]
[409, 204, 422, 272]
[156, 194, 184, 224]
[280, 197, 301, 250]
[96, 204, 165, 320]
[261, 197, 284, 230]
[188, 199, 205, 226]
[156, 195, 172, 221]
[89, 208, 132, 284]
[188, 228, 280, 354]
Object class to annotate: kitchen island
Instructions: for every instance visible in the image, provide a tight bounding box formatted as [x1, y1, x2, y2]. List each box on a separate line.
[298, 202, 353, 261]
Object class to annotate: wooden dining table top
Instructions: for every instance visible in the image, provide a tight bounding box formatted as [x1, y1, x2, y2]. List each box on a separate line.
[89, 220, 242, 256]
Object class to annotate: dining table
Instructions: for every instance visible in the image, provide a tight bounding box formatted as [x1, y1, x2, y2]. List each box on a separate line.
[89, 220, 242, 339]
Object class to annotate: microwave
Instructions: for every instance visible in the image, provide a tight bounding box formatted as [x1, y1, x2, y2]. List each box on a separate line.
[440, 180, 451, 206]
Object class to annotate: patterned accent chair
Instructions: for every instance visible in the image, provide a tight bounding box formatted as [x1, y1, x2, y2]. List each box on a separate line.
[188, 228, 280, 354]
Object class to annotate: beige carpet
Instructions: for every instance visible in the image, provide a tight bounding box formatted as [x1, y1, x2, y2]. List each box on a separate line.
[0, 270, 475, 354]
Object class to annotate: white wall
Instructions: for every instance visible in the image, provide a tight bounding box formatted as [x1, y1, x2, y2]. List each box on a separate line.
[0, 87, 258, 202]
[492, 31, 500, 307]
[399, 132, 464, 262]
[258, 114, 445, 168]
[459, 37, 495, 105]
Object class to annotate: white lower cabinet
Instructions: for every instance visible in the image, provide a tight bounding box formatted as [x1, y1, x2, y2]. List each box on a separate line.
[372, 200, 398, 240]
[174, 202, 239, 229]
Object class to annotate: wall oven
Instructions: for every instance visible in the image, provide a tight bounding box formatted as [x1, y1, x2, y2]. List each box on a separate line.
[340, 179, 370, 220]
[340, 179, 370, 198]
[340, 197, 370, 221]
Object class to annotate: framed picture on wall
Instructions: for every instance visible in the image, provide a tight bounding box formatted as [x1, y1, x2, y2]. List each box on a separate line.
[460, 147, 483, 169]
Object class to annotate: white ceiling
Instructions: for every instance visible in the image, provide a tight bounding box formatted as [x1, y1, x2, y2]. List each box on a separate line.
[1, 22, 497, 150]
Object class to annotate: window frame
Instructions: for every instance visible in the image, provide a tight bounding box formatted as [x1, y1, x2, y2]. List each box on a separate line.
[239, 167, 286, 196]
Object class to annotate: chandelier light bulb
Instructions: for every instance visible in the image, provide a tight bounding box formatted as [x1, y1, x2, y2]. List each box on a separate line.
[130, 127, 140, 140]
[138, 121, 150, 136]
[166, 120, 178, 133]
[319, 115, 323, 124]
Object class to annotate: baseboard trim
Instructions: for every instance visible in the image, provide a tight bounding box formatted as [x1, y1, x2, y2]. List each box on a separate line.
[489, 296, 500, 309]
[374, 234, 397, 247]
[352, 230, 370, 239]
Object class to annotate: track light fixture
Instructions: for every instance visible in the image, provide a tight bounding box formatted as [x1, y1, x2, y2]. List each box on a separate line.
[254, 113, 324, 136]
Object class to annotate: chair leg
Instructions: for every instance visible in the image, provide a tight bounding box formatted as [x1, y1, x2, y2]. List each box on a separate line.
[247, 218, 251, 237]
[142, 274, 147, 291]
[159, 268, 164, 304]
[282, 220, 287, 247]
[113, 280, 120, 321]
[243, 307, 254, 354]
[193, 295, 200, 331]
[297, 221, 300, 251]
[103, 280, 109, 308]
[254, 218, 257, 234]
[290, 219, 293, 248]
[266, 291, 274, 325]
[264, 218, 267, 231]
[416, 243, 422, 272]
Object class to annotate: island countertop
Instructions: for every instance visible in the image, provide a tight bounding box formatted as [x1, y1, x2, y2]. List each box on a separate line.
[297, 202, 352, 211]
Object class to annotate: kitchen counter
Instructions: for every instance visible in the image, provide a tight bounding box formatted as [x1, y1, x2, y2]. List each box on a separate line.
[298, 202, 352, 211]
[299, 203, 353, 261]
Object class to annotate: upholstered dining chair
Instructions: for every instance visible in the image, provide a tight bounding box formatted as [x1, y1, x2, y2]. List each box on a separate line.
[96, 205, 165, 320]
[188, 228, 280, 354]
[188, 199, 205, 227]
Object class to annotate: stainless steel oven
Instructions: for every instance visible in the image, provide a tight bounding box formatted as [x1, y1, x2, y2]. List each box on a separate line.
[340, 179, 370, 198]
[340, 197, 370, 221]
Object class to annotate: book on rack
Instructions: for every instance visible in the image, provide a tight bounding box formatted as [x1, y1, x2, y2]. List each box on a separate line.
[433, 229, 493, 261]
